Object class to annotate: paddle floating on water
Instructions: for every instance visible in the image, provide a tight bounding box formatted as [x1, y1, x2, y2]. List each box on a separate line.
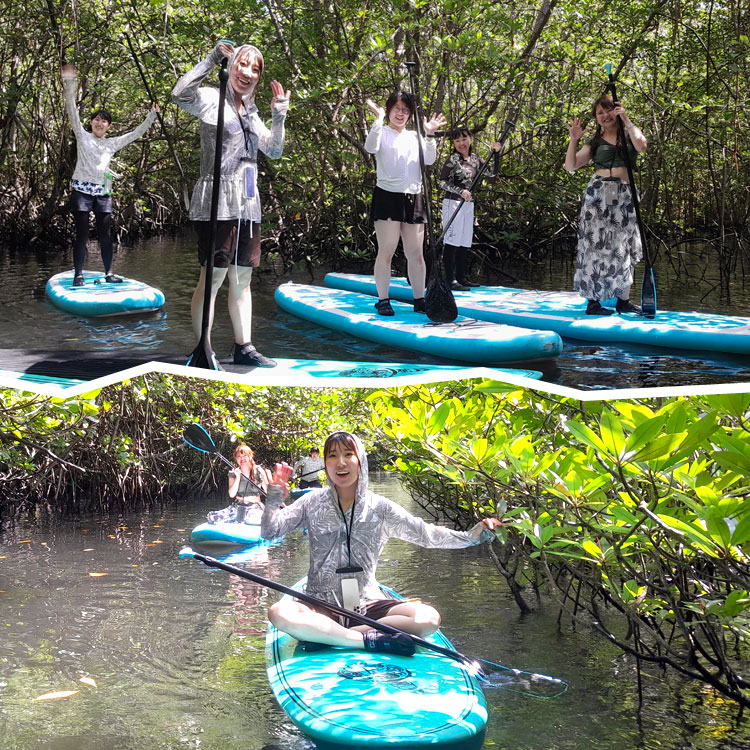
[183, 422, 268, 498]
[179, 545, 568, 699]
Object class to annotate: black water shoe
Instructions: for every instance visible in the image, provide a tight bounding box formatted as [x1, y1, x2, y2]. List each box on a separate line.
[451, 281, 470, 291]
[413, 297, 426, 313]
[72, 275, 85, 287]
[233, 343, 277, 368]
[363, 630, 415, 656]
[616, 298, 642, 314]
[458, 279, 481, 288]
[586, 300, 615, 316]
[375, 299, 394, 316]
[105, 274, 124, 283]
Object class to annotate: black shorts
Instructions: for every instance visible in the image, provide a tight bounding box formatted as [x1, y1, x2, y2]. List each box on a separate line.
[310, 597, 403, 628]
[69, 189, 112, 214]
[194, 219, 261, 268]
[370, 186, 427, 224]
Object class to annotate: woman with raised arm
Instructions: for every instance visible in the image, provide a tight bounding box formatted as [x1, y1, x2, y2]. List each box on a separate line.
[172, 41, 290, 366]
[364, 92, 446, 316]
[61, 65, 158, 287]
[564, 94, 647, 315]
[260, 431, 500, 654]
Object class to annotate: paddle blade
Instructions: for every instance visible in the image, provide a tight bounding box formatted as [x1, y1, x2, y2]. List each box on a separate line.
[183, 423, 217, 454]
[186, 344, 223, 370]
[477, 659, 568, 699]
[641, 268, 657, 318]
[425, 276, 458, 323]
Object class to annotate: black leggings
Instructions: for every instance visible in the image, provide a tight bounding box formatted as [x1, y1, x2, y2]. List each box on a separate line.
[443, 244, 470, 283]
[73, 211, 113, 277]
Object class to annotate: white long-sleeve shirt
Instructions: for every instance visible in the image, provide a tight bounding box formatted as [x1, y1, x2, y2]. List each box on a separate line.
[62, 76, 156, 193]
[364, 121, 436, 194]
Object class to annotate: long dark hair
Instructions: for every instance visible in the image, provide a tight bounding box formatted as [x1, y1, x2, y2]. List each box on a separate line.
[384, 90, 415, 125]
[589, 94, 625, 161]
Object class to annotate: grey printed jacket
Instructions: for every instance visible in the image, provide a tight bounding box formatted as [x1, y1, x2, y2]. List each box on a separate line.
[171, 44, 287, 222]
[261, 434, 493, 609]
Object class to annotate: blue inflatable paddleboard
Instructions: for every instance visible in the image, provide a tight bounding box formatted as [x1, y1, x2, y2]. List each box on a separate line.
[325, 274, 750, 356]
[190, 521, 263, 547]
[46, 270, 165, 317]
[275, 282, 562, 364]
[266, 581, 488, 748]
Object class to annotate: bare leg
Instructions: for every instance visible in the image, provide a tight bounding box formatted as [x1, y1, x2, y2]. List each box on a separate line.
[269, 599, 440, 644]
[269, 600, 366, 648]
[373, 219, 402, 300]
[227, 265, 254, 345]
[400, 223, 426, 299]
[349, 601, 441, 637]
[191, 266, 229, 340]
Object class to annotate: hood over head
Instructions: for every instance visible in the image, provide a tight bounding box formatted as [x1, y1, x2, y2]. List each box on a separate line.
[323, 431, 369, 505]
[226, 44, 264, 115]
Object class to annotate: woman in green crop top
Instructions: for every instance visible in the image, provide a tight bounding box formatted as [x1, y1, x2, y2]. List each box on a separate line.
[564, 94, 647, 315]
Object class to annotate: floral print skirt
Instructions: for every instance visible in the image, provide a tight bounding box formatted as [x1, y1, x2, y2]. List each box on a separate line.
[573, 175, 643, 300]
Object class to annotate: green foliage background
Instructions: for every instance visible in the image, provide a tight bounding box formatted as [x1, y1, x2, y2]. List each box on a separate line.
[0, 0, 747, 279]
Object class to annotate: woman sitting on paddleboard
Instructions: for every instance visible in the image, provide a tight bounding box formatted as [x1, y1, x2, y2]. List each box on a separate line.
[61, 65, 158, 287]
[438, 126, 502, 291]
[260, 431, 500, 655]
[364, 92, 446, 316]
[207, 443, 268, 524]
[171, 41, 290, 368]
[564, 94, 647, 315]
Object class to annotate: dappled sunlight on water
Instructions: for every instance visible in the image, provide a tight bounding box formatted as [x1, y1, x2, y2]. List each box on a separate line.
[1, 476, 749, 748]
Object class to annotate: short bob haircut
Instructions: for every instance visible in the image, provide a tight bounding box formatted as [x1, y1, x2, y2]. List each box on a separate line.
[384, 90, 415, 125]
[90, 108, 113, 124]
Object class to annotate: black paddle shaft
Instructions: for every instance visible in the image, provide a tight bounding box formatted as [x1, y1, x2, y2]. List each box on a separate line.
[436, 119, 515, 247]
[188, 57, 229, 369]
[123, 32, 189, 204]
[404, 62, 438, 268]
[187, 549, 479, 670]
[606, 70, 656, 316]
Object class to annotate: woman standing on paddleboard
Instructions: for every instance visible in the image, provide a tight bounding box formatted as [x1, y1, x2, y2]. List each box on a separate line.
[438, 126, 502, 291]
[61, 65, 158, 287]
[564, 94, 647, 315]
[172, 41, 290, 367]
[260, 431, 500, 654]
[364, 92, 446, 316]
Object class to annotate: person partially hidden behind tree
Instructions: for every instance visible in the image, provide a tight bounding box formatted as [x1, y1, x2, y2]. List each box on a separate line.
[61, 65, 158, 287]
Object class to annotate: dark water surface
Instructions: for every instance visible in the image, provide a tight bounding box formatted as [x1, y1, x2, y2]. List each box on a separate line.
[1, 235, 750, 390]
[1, 475, 749, 750]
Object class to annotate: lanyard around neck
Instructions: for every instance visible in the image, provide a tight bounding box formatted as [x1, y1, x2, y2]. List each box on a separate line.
[336, 497, 362, 572]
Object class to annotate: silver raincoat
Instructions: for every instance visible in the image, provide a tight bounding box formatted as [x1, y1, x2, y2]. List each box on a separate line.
[261, 434, 493, 609]
[171, 44, 287, 222]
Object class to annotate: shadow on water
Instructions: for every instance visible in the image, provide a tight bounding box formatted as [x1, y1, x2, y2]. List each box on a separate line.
[3, 475, 747, 749]
[1, 235, 750, 389]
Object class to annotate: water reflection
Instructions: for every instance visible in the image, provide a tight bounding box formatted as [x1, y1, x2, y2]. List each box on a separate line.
[1, 477, 749, 748]
[1, 237, 750, 388]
